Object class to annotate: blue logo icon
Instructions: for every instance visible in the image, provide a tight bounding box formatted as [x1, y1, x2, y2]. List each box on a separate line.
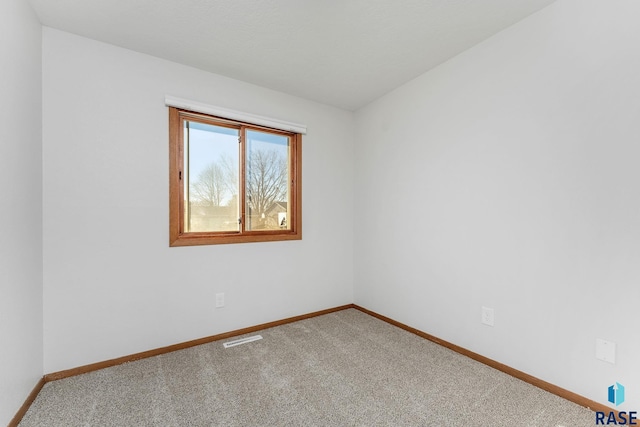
[609, 382, 625, 406]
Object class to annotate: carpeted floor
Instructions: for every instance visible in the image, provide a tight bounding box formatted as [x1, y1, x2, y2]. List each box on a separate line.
[20, 309, 594, 426]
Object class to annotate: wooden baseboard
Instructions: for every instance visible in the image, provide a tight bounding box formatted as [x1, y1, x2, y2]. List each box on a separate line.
[353, 304, 614, 415]
[45, 304, 355, 382]
[8, 376, 45, 427]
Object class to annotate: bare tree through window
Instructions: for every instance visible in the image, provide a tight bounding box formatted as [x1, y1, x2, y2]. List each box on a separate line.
[190, 161, 226, 207]
[246, 148, 288, 229]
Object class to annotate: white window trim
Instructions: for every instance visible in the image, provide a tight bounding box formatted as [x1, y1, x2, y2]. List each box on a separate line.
[165, 96, 307, 135]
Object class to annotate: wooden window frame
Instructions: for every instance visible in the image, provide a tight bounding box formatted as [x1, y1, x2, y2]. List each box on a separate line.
[169, 107, 302, 246]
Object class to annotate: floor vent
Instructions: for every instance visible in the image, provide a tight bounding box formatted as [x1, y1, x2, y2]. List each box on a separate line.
[223, 335, 263, 348]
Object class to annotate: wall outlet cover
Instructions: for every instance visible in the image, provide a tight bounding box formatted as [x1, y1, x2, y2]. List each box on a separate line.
[595, 338, 615, 364]
[481, 306, 494, 327]
[215, 293, 225, 308]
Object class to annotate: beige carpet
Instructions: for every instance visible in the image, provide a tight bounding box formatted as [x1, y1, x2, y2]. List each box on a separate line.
[20, 309, 594, 426]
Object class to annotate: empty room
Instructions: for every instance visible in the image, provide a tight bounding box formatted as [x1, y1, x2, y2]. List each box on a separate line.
[1, 0, 639, 425]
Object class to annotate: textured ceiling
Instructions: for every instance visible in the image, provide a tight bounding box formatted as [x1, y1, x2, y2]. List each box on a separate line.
[28, 0, 556, 110]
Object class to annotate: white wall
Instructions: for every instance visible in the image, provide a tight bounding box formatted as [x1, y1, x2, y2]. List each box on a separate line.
[42, 28, 354, 373]
[0, 0, 43, 424]
[354, 0, 640, 410]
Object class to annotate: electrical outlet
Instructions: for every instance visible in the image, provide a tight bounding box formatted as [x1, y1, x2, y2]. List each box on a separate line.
[481, 306, 494, 326]
[215, 293, 225, 308]
[595, 338, 615, 364]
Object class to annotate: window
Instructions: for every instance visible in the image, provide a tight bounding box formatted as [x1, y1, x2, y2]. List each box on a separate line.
[169, 107, 301, 246]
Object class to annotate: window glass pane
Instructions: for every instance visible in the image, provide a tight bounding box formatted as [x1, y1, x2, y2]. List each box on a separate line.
[184, 121, 239, 232]
[245, 130, 290, 231]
